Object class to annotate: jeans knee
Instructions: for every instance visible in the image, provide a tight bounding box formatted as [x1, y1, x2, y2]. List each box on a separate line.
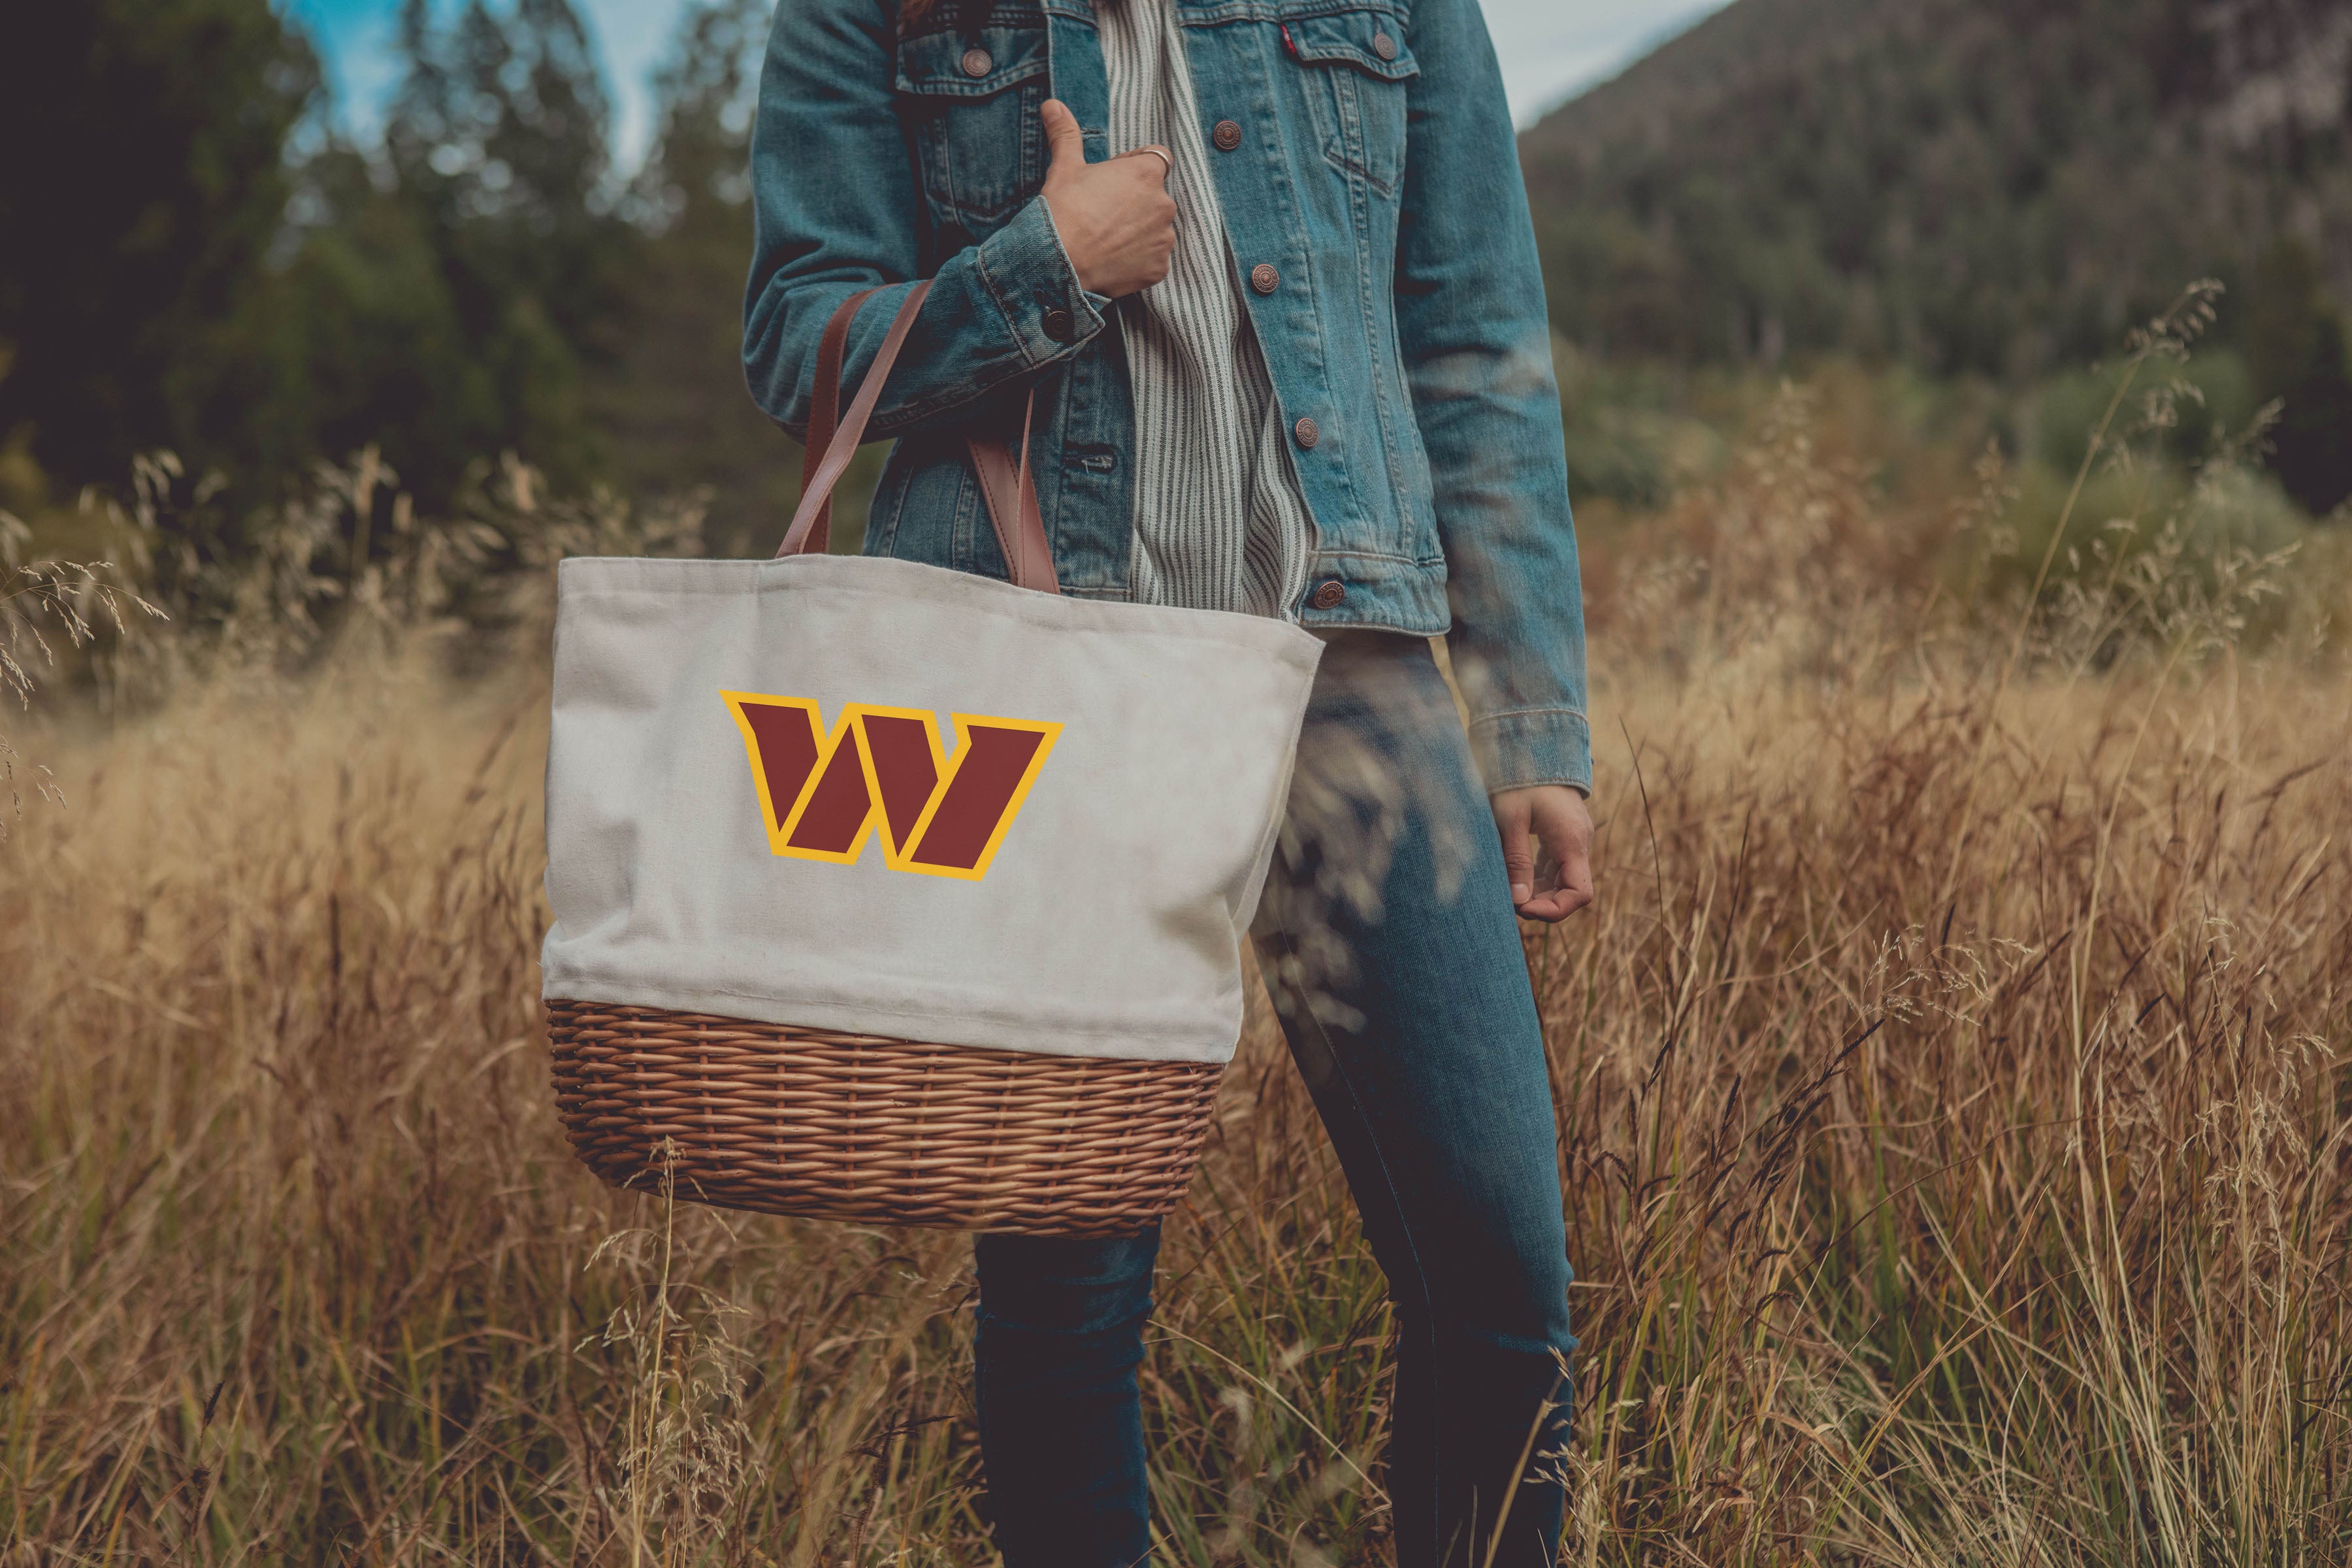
[1420, 1230, 1576, 1362]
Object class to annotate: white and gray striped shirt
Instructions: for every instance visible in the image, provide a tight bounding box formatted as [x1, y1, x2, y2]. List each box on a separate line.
[1093, 0, 1316, 619]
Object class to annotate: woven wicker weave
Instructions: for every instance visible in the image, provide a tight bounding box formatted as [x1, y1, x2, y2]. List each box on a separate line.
[546, 1000, 1223, 1237]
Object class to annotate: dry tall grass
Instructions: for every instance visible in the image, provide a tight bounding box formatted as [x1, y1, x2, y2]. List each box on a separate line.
[3, 333, 2349, 1563]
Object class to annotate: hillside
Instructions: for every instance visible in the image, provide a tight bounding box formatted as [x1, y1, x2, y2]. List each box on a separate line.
[1519, 0, 2352, 378]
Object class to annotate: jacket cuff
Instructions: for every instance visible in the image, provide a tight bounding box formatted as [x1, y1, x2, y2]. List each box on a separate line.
[974, 197, 1108, 367]
[1469, 708, 1593, 796]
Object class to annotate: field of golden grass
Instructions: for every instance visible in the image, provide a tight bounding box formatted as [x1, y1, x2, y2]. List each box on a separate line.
[4, 359, 2349, 1563]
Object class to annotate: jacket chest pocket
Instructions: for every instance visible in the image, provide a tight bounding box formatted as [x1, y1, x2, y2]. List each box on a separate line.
[1284, 8, 1418, 197]
[896, 25, 1050, 245]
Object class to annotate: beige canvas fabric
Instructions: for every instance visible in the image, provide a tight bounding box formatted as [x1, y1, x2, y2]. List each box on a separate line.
[540, 551, 1322, 1064]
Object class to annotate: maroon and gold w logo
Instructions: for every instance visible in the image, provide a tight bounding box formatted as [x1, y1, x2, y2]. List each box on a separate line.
[723, 691, 1060, 881]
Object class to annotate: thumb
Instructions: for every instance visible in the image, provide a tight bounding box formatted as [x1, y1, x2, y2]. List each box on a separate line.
[1041, 99, 1088, 172]
[1495, 796, 1536, 907]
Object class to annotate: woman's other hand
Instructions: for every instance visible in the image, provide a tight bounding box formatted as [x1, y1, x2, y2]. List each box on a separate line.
[1039, 99, 1175, 298]
[1492, 785, 1594, 923]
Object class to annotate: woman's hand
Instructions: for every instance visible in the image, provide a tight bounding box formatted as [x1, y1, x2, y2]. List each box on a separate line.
[1492, 785, 1595, 923]
[1039, 99, 1175, 298]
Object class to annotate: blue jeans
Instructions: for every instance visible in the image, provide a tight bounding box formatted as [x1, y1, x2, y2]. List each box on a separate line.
[974, 633, 1577, 1567]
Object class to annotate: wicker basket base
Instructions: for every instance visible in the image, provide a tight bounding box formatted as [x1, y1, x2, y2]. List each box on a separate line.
[546, 1000, 1224, 1237]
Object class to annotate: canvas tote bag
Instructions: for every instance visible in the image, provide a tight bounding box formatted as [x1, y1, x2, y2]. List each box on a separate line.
[542, 282, 1324, 1235]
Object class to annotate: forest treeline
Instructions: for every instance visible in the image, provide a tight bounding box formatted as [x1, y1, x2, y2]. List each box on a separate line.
[3, 0, 2349, 548]
[0, 0, 792, 549]
[1522, 0, 2352, 514]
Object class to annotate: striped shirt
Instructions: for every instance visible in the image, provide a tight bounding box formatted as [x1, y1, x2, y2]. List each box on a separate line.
[1093, 0, 1316, 619]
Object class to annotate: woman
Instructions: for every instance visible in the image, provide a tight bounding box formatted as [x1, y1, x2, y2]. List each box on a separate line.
[744, 0, 1594, 1561]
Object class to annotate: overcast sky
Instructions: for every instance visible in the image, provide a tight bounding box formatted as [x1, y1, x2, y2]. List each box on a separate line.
[286, 0, 1730, 157]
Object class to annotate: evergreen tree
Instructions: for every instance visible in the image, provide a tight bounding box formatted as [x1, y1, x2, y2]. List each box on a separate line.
[0, 0, 319, 493]
[595, 0, 806, 553]
[263, 140, 498, 510]
[373, 0, 639, 500]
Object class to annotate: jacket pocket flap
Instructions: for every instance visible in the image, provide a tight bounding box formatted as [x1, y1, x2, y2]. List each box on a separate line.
[896, 25, 1049, 98]
[1284, 12, 1419, 81]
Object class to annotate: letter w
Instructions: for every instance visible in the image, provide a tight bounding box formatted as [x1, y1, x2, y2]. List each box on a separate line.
[722, 693, 1060, 881]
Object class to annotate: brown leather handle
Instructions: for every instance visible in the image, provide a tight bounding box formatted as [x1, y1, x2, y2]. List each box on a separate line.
[779, 282, 932, 559]
[793, 285, 883, 557]
[779, 282, 1060, 596]
[966, 393, 1058, 595]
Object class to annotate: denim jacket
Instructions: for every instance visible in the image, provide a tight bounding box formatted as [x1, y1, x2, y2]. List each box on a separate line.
[744, 0, 1591, 793]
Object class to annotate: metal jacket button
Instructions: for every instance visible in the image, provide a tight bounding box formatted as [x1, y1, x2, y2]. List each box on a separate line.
[1041, 307, 1075, 343]
[1293, 416, 1319, 449]
[960, 47, 992, 77]
[1212, 119, 1243, 152]
[1371, 31, 1397, 60]
[1249, 263, 1280, 295]
[1311, 580, 1347, 610]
